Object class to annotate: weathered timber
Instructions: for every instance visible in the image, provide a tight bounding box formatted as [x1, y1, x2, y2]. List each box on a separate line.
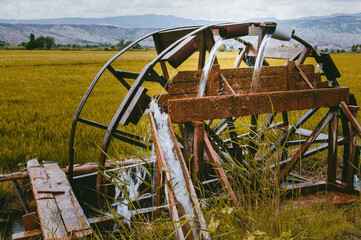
[27, 160, 92, 239]
[0, 158, 150, 182]
[22, 212, 40, 232]
[12, 229, 41, 240]
[168, 63, 317, 97]
[43, 162, 92, 238]
[340, 102, 361, 138]
[27, 160, 68, 239]
[203, 134, 240, 209]
[168, 87, 349, 123]
[327, 108, 338, 183]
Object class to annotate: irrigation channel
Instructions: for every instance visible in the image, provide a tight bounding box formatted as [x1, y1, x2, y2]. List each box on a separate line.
[3, 22, 361, 239]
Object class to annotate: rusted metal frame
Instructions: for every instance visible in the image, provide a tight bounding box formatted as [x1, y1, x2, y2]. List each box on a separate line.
[285, 138, 328, 146]
[226, 117, 242, 160]
[96, 24, 219, 193]
[339, 102, 361, 138]
[191, 121, 206, 184]
[248, 115, 259, 159]
[149, 112, 184, 239]
[273, 137, 345, 170]
[68, 27, 176, 182]
[212, 118, 228, 134]
[264, 108, 318, 160]
[203, 134, 240, 209]
[113, 69, 169, 89]
[281, 111, 289, 161]
[77, 117, 150, 148]
[107, 65, 131, 89]
[204, 124, 233, 158]
[197, 31, 206, 70]
[13, 180, 31, 214]
[345, 106, 359, 191]
[279, 110, 334, 181]
[292, 34, 318, 65]
[295, 64, 314, 89]
[327, 107, 338, 183]
[153, 33, 170, 80]
[168, 118, 210, 240]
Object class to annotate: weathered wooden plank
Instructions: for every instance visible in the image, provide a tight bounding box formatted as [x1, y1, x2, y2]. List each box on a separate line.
[168, 87, 349, 123]
[27, 160, 68, 240]
[22, 212, 40, 232]
[12, 229, 41, 240]
[43, 162, 92, 238]
[1, 158, 151, 182]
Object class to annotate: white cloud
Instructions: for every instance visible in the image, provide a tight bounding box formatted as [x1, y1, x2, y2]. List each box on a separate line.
[0, 0, 360, 20]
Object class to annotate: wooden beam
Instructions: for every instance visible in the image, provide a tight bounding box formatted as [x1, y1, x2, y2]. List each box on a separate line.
[327, 108, 338, 183]
[203, 134, 240, 209]
[346, 107, 358, 192]
[168, 87, 349, 123]
[27, 160, 68, 240]
[340, 102, 361, 138]
[12, 230, 41, 240]
[1, 158, 152, 182]
[43, 162, 92, 238]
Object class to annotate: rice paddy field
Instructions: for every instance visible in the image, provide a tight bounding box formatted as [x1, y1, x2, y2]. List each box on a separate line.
[1, 50, 361, 239]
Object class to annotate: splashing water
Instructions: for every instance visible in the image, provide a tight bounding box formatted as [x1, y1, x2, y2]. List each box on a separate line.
[113, 164, 146, 227]
[198, 38, 225, 97]
[250, 33, 272, 92]
[150, 99, 197, 236]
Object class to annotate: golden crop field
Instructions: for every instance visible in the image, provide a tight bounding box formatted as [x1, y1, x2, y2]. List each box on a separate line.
[1, 50, 361, 239]
[1, 50, 361, 172]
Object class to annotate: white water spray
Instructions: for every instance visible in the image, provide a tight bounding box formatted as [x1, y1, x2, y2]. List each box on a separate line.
[150, 99, 197, 235]
[250, 33, 272, 92]
[113, 165, 146, 227]
[198, 38, 225, 97]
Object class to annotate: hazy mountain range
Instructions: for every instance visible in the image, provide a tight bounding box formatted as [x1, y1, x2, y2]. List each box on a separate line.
[0, 13, 360, 48]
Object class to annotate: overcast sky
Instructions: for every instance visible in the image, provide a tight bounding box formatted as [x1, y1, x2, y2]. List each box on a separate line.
[1, 0, 361, 21]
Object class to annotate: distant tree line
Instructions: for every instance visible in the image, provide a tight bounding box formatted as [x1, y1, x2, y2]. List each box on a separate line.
[21, 33, 55, 50]
[14, 34, 149, 51]
[351, 44, 360, 52]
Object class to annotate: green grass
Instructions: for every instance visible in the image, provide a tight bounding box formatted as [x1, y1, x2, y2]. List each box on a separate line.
[1, 50, 361, 239]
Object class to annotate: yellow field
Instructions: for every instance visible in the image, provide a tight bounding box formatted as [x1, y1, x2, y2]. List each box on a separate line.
[1, 50, 361, 171]
[1, 49, 361, 239]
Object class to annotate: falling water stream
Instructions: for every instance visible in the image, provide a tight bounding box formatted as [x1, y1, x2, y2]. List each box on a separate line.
[198, 38, 225, 97]
[112, 164, 146, 227]
[250, 33, 272, 92]
[150, 99, 197, 236]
